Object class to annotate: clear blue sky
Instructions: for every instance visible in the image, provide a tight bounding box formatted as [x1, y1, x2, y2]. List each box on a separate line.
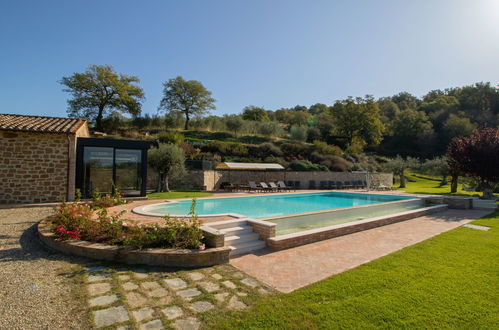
[1, 0, 498, 118]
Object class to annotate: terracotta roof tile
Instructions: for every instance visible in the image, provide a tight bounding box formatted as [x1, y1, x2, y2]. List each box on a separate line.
[0, 114, 86, 134]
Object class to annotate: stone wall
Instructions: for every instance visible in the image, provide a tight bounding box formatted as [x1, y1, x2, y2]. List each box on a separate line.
[0, 124, 89, 204]
[147, 168, 393, 191]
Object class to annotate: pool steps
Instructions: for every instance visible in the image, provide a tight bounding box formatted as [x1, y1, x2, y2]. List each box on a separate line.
[207, 220, 267, 256]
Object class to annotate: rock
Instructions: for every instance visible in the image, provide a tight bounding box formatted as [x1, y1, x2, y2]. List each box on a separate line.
[214, 292, 229, 303]
[190, 301, 214, 313]
[146, 288, 169, 298]
[231, 272, 245, 279]
[132, 307, 155, 322]
[198, 281, 220, 293]
[173, 317, 201, 330]
[236, 292, 247, 297]
[87, 282, 111, 296]
[122, 282, 139, 291]
[118, 275, 131, 281]
[125, 291, 148, 308]
[164, 278, 188, 290]
[132, 270, 149, 279]
[222, 280, 236, 289]
[139, 319, 163, 330]
[156, 296, 173, 305]
[87, 274, 111, 282]
[186, 272, 204, 281]
[140, 281, 162, 291]
[177, 288, 201, 300]
[211, 273, 222, 280]
[241, 278, 259, 288]
[227, 296, 247, 310]
[93, 306, 129, 327]
[85, 265, 108, 273]
[88, 294, 118, 307]
[162, 306, 184, 320]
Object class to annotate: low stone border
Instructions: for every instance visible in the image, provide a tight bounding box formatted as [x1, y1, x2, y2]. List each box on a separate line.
[37, 219, 231, 267]
[267, 204, 448, 250]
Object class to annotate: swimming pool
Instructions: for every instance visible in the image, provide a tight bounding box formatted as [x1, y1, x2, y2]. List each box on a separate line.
[135, 192, 414, 219]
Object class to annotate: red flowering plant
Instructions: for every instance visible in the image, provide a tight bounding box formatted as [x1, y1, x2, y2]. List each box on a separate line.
[50, 201, 92, 241]
[91, 186, 127, 209]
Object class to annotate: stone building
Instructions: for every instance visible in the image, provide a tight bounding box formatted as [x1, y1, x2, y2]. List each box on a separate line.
[0, 114, 90, 203]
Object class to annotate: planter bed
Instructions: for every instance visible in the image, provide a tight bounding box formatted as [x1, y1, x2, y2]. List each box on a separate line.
[37, 219, 230, 268]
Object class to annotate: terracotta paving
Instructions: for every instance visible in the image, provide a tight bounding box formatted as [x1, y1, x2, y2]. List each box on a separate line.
[230, 209, 492, 293]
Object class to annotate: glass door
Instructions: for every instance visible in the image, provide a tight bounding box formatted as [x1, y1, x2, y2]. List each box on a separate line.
[115, 149, 142, 196]
[82, 147, 114, 196]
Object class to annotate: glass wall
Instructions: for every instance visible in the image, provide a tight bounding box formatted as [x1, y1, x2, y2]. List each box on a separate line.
[82, 147, 114, 196]
[115, 149, 142, 196]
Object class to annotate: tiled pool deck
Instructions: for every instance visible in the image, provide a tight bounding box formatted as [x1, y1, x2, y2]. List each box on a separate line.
[230, 209, 492, 292]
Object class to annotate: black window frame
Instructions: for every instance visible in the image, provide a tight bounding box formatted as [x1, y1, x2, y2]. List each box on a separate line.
[76, 138, 153, 198]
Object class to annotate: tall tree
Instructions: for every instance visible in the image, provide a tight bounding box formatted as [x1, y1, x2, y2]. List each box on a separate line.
[446, 128, 499, 199]
[242, 106, 269, 121]
[158, 76, 216, 130]
[330, 96, 385, 152]
[383, 156, 420, 188]
[60, 65, 144, 131]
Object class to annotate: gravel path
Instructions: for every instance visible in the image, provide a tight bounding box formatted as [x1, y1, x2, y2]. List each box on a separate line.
[0, 206, 89, 329]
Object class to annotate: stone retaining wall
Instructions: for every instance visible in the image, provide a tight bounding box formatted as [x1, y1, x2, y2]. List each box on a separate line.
[38, 219, 230, 268]
[147, 169, 393, 191]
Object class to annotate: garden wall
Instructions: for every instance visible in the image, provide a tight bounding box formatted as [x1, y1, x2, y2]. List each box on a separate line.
[147, 169, 393, 191]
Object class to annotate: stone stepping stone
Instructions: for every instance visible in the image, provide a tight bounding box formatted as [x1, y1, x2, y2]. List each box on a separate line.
[198, 281, 220, 293]
[231, 271, 245, 279]
[236, 292, 247, 297]
[87, 283, 112, 296]
[140, 281, 162, 291]
[122, 282, 139, 291]
[227, 296, 247, 310]
[463, 224, 490, 231]
[241, 278, 259, 288]
[177, 288, 201, 300]
[132, 307, 155, 322]
[139, 319, 163, 330]
[258, 287, 271, 295]
[214, 292, 229, 303]
[173, 317, 201, 330]
[222, 280, 236, 289]
[186, 272, 204, 281]
[157, 296, 173, 305]
[132, 270, 149, 279]
[118, 275, 131, 281]
[162, 306, 184, 320]
[89, 294, 119, 307]
[164, 278, 188, 290]
[146, 288, 169, 298]
[88, 274, 111, 283]
[125, 291, 148, 308]
[93, 306, 129, 327]
[190, 301, 214, 313]
[85, 265, 108, 273]
[217, 265, 234, 272]
[211, 273, 222, 280]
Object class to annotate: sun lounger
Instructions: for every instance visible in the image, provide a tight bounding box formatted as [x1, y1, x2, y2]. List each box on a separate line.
[260, 182, 275, 192]
[268, 182, 280, 192]
[277, 181, 292, 191]
[249, 181, 262, 192]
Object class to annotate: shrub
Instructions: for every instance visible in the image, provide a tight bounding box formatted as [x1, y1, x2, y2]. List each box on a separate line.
[289, 125, 308, 142]
[280, 142, 312, 159]
[91, 187, 127, 209]
[158, 131, 185, 145]
[290, 160, 329, 171]
[256, 142, 283, 158]
[50, 201, 93, 232]
[310, 152, 350, 172]
[313, 140, 343, 156]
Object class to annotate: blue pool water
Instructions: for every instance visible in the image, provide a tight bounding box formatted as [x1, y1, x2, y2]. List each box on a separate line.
[143, 192, 413, 219]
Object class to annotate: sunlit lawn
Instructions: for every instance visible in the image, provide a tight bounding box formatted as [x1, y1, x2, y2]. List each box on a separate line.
[395, 173, 480, 197]
[147, 190, 213, 200]
[205, 211, 499, 329]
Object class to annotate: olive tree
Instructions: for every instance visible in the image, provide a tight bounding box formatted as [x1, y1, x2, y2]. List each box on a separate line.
[383, 156, 420, 188]
[422, 156, 450, 186]
[148, 144, 186, 192]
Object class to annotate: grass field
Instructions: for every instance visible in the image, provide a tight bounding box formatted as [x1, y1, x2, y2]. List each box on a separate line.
[147, 190, 213, 200]
[395, 173, 481, 197]
[206, 211, 499, 329]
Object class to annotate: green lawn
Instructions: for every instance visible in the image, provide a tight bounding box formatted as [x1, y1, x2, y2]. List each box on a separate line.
[147, 190, 213, 200]
[395, 173, 480, 197]
[206, 211, 499, 329]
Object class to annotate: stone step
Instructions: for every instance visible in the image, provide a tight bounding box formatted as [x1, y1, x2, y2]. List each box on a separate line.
[219, 225, 253, 235]
[229, 240, 266, 256]
[225, 232, 260, 244]
[209, 219, 249, 230]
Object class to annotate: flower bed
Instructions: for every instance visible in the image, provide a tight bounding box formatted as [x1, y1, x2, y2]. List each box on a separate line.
[36, 196, 230, 267]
